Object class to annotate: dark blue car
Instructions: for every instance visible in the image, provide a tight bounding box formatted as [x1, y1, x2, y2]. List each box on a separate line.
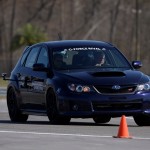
[3, 40, 150, 126]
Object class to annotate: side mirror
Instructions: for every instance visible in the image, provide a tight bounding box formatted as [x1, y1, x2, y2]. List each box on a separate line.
[1, 73, 13, 81]
[132, 61, 142, 69]
[1, 73, 7, 80]
[33, 63, 48, 72]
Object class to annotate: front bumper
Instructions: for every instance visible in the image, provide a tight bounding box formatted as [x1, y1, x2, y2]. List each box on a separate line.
[57, 91, 150, 117]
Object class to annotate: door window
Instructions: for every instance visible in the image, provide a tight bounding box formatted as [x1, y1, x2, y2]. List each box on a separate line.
[24, 47, 40, 68]
[36, 47, 48, 68]
[21, 48, 30, 66]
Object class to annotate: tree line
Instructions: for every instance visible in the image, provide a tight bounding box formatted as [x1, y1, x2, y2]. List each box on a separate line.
[0, 0, 150, 74]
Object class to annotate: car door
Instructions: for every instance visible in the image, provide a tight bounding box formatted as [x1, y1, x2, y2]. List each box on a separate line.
[29, 46, 49, 111]
[19, 46, 40, 108]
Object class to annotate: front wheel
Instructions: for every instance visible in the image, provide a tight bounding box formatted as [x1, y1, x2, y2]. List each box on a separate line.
[93, 116, 111, 124]
[133, 115, 150, 126]
[7, 88, 28, 122]
[46, 90, 71, 124]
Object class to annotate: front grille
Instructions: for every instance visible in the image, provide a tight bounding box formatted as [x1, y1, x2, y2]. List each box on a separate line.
[92, 101, 142, 111]
[94, 85, 137, 94]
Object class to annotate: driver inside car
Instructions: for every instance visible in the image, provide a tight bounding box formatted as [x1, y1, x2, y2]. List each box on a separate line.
[95, 51, 105, 66]
[53, 53, 66, 69]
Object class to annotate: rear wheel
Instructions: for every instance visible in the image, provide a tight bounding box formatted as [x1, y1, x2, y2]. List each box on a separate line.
[7, 88, 28, 122]
[93, 116, 111, 124]
[133, 115, 150, 126]
[46, 90, 71, 124]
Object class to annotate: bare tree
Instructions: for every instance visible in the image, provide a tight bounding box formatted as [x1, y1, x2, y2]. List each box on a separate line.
[0, 0, 10, 73]
[9, 0, 16, 73]
[109, 0, 121, 43]
[0, 0, 150, 74]
[27, 0, 50, 22]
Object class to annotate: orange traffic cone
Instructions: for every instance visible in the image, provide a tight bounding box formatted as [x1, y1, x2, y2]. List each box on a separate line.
[114, 115, 132, 138]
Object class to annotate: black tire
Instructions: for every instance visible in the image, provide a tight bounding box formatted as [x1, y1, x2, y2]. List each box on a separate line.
[93, 116, 111, 124]
[46, 90, 71, 124]
[133, 115, 150, 126]
[7, 88, 28, 122]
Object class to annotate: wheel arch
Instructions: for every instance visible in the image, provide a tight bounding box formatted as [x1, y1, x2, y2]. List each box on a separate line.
[7, 83, 21, 109]
[45, 86, 57, 106]
[7, 85, 16, 99]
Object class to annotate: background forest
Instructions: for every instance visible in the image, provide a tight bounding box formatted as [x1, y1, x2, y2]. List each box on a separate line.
[0, 0, 150, 74]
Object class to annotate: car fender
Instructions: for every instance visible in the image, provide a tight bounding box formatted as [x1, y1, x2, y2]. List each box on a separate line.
[7, 74, 21, 108]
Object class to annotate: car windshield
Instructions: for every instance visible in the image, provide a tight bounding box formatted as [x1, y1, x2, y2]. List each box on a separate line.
[52, 46, 131, 71]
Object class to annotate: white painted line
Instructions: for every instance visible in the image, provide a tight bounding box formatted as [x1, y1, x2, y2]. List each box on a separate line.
[0, 130, 149, 140]
[132, 137, 150, 140]
[0, 130, 111, 138]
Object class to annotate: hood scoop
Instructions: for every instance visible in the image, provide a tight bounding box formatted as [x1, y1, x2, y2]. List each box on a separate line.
[91, 71, 126, 77]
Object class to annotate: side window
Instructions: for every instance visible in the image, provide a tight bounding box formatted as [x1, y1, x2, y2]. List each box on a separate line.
[21, 48, 30, 66]
[36, 47, 48, 67]
[24, 47, 40, 68]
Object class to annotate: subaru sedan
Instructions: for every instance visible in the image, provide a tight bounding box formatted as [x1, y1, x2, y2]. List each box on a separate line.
[3, 40, 150, 126]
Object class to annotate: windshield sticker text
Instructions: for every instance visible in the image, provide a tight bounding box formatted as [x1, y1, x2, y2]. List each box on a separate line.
[64, 47, 106, 51]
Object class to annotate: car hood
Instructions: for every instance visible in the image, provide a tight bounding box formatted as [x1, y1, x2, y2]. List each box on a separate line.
[56, 70, 149, 85]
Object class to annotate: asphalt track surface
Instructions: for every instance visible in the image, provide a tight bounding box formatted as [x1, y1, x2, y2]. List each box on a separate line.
[0, 99, 150, 150]
[0, 87, 6, 96]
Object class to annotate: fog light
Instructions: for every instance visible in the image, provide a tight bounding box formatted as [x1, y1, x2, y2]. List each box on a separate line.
[72, 104, 78, 111]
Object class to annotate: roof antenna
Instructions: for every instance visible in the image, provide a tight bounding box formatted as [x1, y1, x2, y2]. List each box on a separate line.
[58, 32, 63, 40]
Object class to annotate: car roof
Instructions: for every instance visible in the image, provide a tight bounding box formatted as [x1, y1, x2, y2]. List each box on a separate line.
[30, 40, 114, 49]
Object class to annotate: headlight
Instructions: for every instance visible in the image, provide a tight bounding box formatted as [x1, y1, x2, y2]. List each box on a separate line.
[68, 84, 91, 92]
[137, 82, 150, 91]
